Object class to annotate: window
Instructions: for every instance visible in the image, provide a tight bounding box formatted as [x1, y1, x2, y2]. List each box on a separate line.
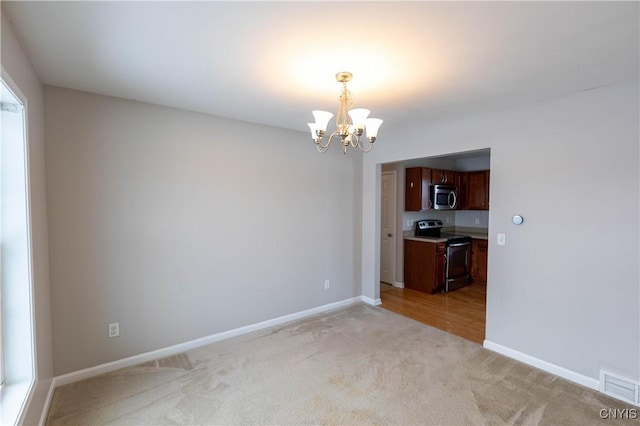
[1, 76, 35, 424]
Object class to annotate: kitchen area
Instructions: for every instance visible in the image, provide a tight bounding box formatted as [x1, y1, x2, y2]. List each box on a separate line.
[380, 149, 490, 343]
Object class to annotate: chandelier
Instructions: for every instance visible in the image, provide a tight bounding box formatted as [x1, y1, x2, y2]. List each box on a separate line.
[307, 72, 383, 154]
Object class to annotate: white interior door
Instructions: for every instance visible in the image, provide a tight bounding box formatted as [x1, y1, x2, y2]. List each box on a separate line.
[380, 171, 397, 285]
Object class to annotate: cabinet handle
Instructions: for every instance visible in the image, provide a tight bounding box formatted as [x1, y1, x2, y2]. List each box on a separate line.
[410, 182, 414, 189]
[387, 233, 393, 238]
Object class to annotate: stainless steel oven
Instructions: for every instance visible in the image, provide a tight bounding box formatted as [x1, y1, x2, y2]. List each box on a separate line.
[442, 235, 471, 292]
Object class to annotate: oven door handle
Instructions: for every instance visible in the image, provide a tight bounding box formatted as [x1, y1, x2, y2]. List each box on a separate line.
[448, 242, 470, 247]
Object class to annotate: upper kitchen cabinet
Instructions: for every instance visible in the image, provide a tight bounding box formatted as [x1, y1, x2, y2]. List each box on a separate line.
[466, 170, 490, 210]
[431, 169, 456, 185]
[455, 172, 467, 210]
[405, 167, 432, 211]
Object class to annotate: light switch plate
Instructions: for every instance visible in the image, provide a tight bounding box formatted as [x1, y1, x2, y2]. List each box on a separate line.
[497, 233, 506, 246]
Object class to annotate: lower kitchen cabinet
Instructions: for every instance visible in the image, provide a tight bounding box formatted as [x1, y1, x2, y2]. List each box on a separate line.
[435, 244, 446, 292]
[470, 238, 488, 285]
[404, 240, 446, 294]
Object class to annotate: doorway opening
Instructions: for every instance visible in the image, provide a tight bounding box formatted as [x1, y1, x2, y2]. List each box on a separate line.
[378, 149, 490, 344]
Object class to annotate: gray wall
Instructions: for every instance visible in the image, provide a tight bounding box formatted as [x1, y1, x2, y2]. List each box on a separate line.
[1, 13, 54, 425]
[44, 87, 362, 375]
[362, 79, 640, 382]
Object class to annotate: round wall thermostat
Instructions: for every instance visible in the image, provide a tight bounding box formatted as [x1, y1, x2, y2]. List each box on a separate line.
[512, 215, 524, 225]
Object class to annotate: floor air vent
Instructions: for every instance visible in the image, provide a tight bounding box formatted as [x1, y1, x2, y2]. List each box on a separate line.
[600, 370, 639, 406]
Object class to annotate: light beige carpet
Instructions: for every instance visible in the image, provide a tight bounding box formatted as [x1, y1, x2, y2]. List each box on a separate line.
[46, 304, 636, 425]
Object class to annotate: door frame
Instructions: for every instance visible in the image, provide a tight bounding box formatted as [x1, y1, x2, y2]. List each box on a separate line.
[380, 170, 397, 286]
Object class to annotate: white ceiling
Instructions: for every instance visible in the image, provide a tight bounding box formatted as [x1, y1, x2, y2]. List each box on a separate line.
[2, 1, 638, 134]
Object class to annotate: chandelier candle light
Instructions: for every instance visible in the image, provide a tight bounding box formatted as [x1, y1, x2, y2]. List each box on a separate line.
[308, 72, 383, 154]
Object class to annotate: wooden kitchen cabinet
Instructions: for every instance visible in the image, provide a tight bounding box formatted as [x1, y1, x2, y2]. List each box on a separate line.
[455, 172, 467, 210]
[431, 169, 456, 185]
[470, 238, 488, 285]
[404, 239, 445, 294]
[434, 242, 447, 292]
[405, 167, 432, 211]
[407, 167, 490, 211]
[466, 170, 490, 210]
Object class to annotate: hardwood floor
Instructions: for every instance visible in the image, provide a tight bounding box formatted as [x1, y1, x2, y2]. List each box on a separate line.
[379, 283, 486, 344]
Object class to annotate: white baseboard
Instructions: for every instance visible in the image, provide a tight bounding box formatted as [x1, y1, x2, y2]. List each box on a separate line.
[483, 340, 599, 390]
[43, 299, 374, 424]
[361, 295, 382, 305]
[393, 281, 404, 288]
[38, 380, 55, 426]
[52, 296, 363, 389]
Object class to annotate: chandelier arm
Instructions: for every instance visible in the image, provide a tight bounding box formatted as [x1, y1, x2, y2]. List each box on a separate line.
[317, 139, 331, 150]
[317, 130, 340, 151]
[316, 143, 330, 153]
[356, 139, 374, 153]
[326, 131, 340, 148]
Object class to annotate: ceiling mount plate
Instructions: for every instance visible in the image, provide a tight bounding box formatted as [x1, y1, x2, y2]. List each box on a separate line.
[335, 72, 353, 83]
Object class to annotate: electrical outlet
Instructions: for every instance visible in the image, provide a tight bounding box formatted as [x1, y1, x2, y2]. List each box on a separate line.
[475, 217, 480, 225]
[497, 233, 506, 246]
[324, 280, 330, 290]
[108, 322, 120, 338]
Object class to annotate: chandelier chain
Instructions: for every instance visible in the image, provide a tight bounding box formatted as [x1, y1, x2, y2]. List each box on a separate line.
[337, 82, 352, 135]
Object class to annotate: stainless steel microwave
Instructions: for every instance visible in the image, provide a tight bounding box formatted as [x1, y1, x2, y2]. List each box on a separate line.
[431, 185, 458, 210]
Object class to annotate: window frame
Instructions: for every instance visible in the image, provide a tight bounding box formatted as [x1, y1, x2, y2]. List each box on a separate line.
[0, 69, 38, 425]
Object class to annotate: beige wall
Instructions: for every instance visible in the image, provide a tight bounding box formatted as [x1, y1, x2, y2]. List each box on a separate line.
[44, 87, 363, 375]
[1, 13, 54, 425]
[4, 7, 638, 417]
[362, 79, 640, 382]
